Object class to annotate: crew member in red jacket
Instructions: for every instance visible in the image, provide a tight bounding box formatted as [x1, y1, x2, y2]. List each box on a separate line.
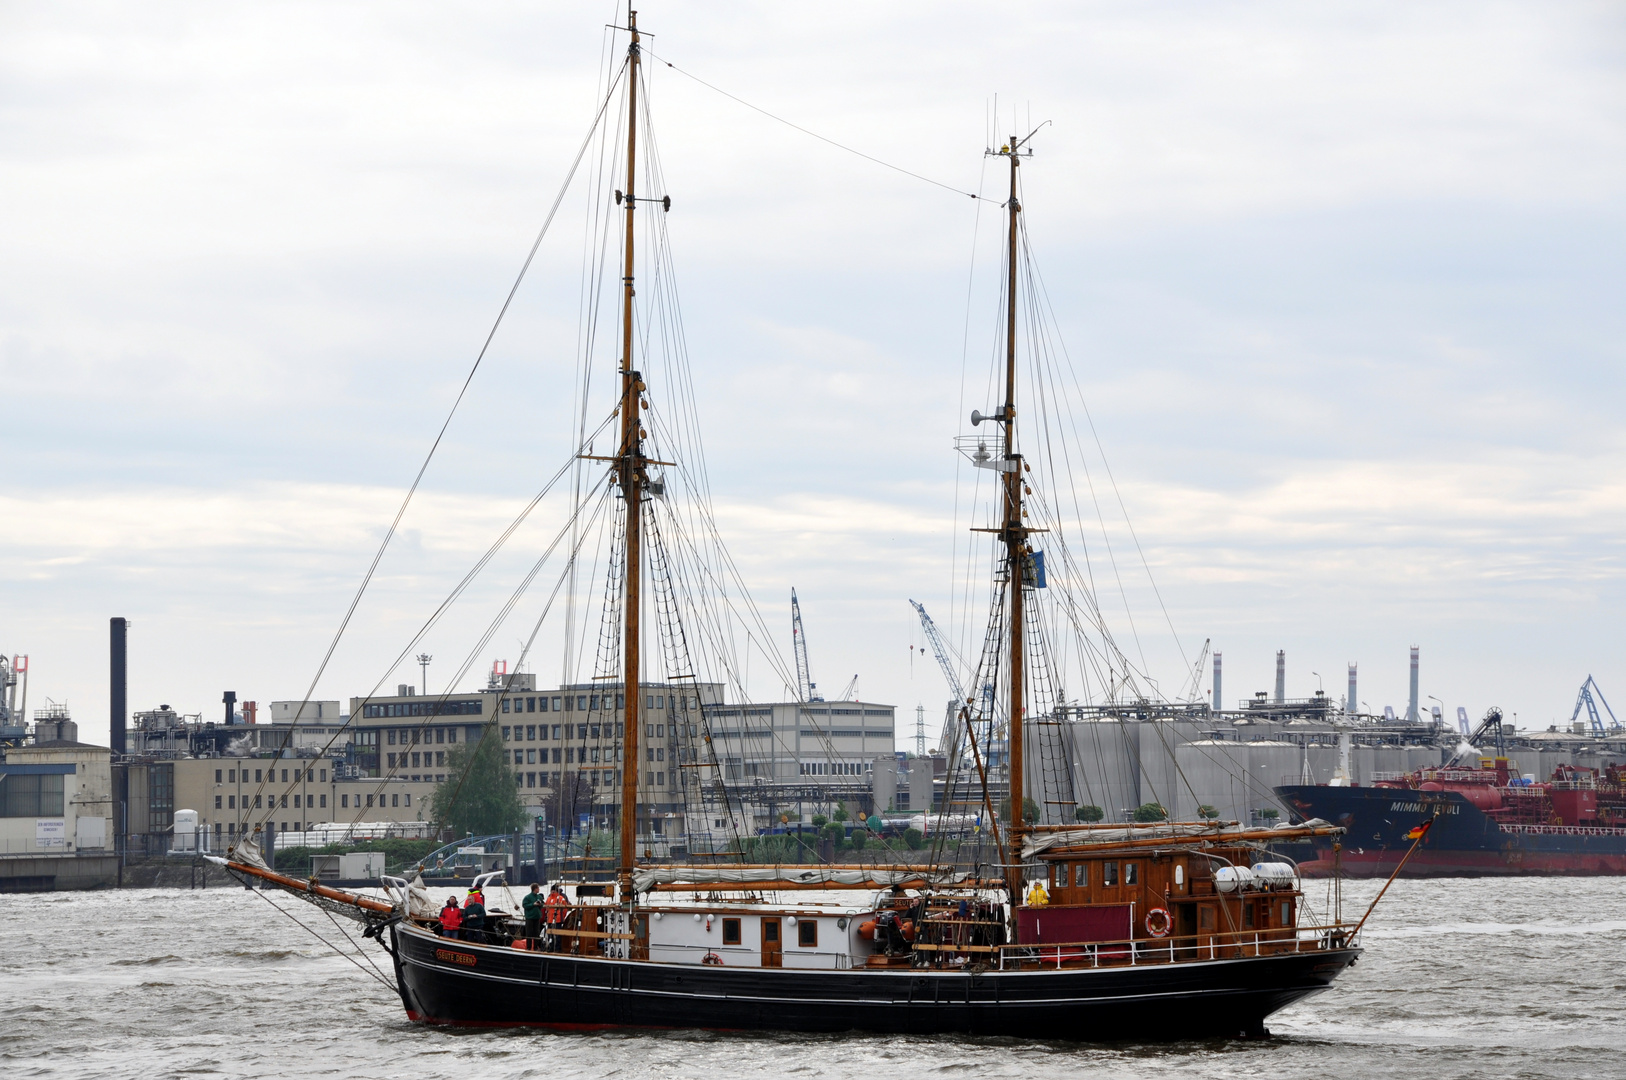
[439, 895, 463, 939]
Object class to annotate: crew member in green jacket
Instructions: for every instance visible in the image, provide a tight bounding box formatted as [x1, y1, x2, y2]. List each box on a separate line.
[522, 882, 545, 942]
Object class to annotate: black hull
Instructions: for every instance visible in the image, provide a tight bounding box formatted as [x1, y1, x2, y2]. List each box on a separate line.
[387, 925, 1358, 1040]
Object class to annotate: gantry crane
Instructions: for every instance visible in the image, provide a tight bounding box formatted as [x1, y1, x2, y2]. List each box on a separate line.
[1571, 675, 1620, 736]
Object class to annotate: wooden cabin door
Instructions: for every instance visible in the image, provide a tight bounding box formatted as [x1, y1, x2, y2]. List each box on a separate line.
[761, 918, 783, 967]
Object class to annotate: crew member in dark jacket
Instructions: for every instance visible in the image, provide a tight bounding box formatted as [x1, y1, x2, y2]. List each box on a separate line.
[461, 889, 487, 943]
[522, 883, 544, 943]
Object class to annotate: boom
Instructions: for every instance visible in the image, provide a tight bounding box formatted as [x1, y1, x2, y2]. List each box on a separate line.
[791, 589, 822, 702]
[909, 599, 966, 751]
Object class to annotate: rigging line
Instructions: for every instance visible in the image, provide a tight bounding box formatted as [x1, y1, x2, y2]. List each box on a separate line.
[276, 58, 630, 774]
[643, 493, 841, 789]
[950, 153, 992, 667]
[646, 49, 987, 203]
[1016, 218, 1149, 687]
[340, 469, 615, 829]
[242, 412, 617, 814]
[318, 902, 394, 986]
[429, 482, 617, 825]
[249, 888, 395, 992]
[1023, 227, 1190, 677]
[567, 66, 625, 685]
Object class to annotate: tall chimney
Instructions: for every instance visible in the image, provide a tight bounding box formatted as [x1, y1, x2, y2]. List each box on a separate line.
[109, 618, 127, 754]
[1212, 651, 1223, 714]
[223, 690, 238, 725]
[1274, 650, 1286, 704]
[1347, 663, 1358, 716]
[1405, 646, 1420, 722]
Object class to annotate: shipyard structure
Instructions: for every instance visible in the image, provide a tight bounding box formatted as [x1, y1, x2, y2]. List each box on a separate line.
[16, 619, 900, 875]
[10, 623, 1621, 887]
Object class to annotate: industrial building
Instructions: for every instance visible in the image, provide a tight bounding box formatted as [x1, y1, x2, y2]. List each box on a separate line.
[0, 686, 119, 891]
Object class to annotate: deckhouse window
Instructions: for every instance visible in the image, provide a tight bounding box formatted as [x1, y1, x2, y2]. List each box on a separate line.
[1073, 863, 1087, 887]
[1124, 863, 1138, 885]
[798, 920, 818, 947]
[1054, 864, 1069, 888]
[723, 918, 741, 945]
[1102, 861, 1118, 886]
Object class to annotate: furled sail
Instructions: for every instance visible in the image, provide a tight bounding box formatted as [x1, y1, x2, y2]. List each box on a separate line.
[632, 865, 969, 891]
[1022, 819, 1339, 858]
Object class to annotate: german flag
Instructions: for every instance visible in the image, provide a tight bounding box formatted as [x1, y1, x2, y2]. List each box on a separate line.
[1405, 819, 1433, 841]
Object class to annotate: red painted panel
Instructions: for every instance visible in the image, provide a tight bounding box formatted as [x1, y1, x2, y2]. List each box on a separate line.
[1017, 904, 1131, 945]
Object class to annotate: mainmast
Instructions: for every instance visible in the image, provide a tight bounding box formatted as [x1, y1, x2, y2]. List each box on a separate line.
[616, 9, 644, 902]
[992, 132, 1030, 914]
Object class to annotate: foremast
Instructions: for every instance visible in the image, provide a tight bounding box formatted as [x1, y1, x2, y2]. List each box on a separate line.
[615, 9, 645, 903]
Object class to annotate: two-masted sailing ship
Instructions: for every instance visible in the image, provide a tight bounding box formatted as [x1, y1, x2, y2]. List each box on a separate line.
[216, 12, 1363, 1039]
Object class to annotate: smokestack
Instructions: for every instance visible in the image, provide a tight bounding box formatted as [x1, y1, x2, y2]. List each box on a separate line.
[223, 690, 238, 725]
[1212, 652, 1223, 714]
[1274, 650, 1286, 704]
[1347, 663, 1358, 716]
[1405, 646, 1420, 722]
[109, 618, 127, 754]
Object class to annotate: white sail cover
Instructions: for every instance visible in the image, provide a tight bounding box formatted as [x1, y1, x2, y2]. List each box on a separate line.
[405, 872, 440, 920]
[1022, 819, 1336, 859]
[226, 834, 270, 870]
[632, 865, 967, 891]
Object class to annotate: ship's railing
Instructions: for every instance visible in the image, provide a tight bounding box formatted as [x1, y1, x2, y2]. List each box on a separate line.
[1499, 822, 1626, 837]
[990, 924, 1352, 971]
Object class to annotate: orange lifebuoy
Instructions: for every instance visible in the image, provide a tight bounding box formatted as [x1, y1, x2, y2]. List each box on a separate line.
[701, 951, 724, 966]
[1145, 907, 1171, 938]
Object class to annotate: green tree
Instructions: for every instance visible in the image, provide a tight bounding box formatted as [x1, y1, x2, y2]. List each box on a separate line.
[1259, 807, 1280, 821]
[429, 728, 527, 837]
[849, 830, 868, 852]
[1075, 804, 1105, 823]
[999, 797, 1040, 824]
[1133, 802, 1168, 822]
[902, 827, 924, 850]
[811, 814, 829, 829]
[832, 804, 849, 823]
[1197, 804, 1219, 819]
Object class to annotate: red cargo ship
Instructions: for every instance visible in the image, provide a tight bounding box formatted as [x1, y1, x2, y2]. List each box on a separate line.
[1277, 758, 1626, 876]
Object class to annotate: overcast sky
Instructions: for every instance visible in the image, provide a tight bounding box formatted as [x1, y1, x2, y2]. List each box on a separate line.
[3, 1, 1623, 746]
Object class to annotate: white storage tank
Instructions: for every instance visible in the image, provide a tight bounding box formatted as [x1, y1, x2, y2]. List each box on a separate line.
[172, 809, 200, 853]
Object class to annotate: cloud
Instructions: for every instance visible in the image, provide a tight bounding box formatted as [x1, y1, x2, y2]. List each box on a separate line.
[2, 2, 1623, 740]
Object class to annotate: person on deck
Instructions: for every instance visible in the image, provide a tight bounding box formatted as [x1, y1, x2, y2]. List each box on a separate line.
[1026, 880, 1049, 906]
[522, 882, 544, 943]
[544, 883, 569, 951]
[439, 896, 463, 939]
[462, 888, 487, 943]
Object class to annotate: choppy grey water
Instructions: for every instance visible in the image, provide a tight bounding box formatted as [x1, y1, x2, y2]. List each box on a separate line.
[2, 877, 1621, 1080]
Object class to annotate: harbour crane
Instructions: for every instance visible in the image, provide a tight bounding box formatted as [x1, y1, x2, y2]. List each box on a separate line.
[908, 599, 969, 752]
[790, 589, 823, 702]
[1570, 675, 1620, 736]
